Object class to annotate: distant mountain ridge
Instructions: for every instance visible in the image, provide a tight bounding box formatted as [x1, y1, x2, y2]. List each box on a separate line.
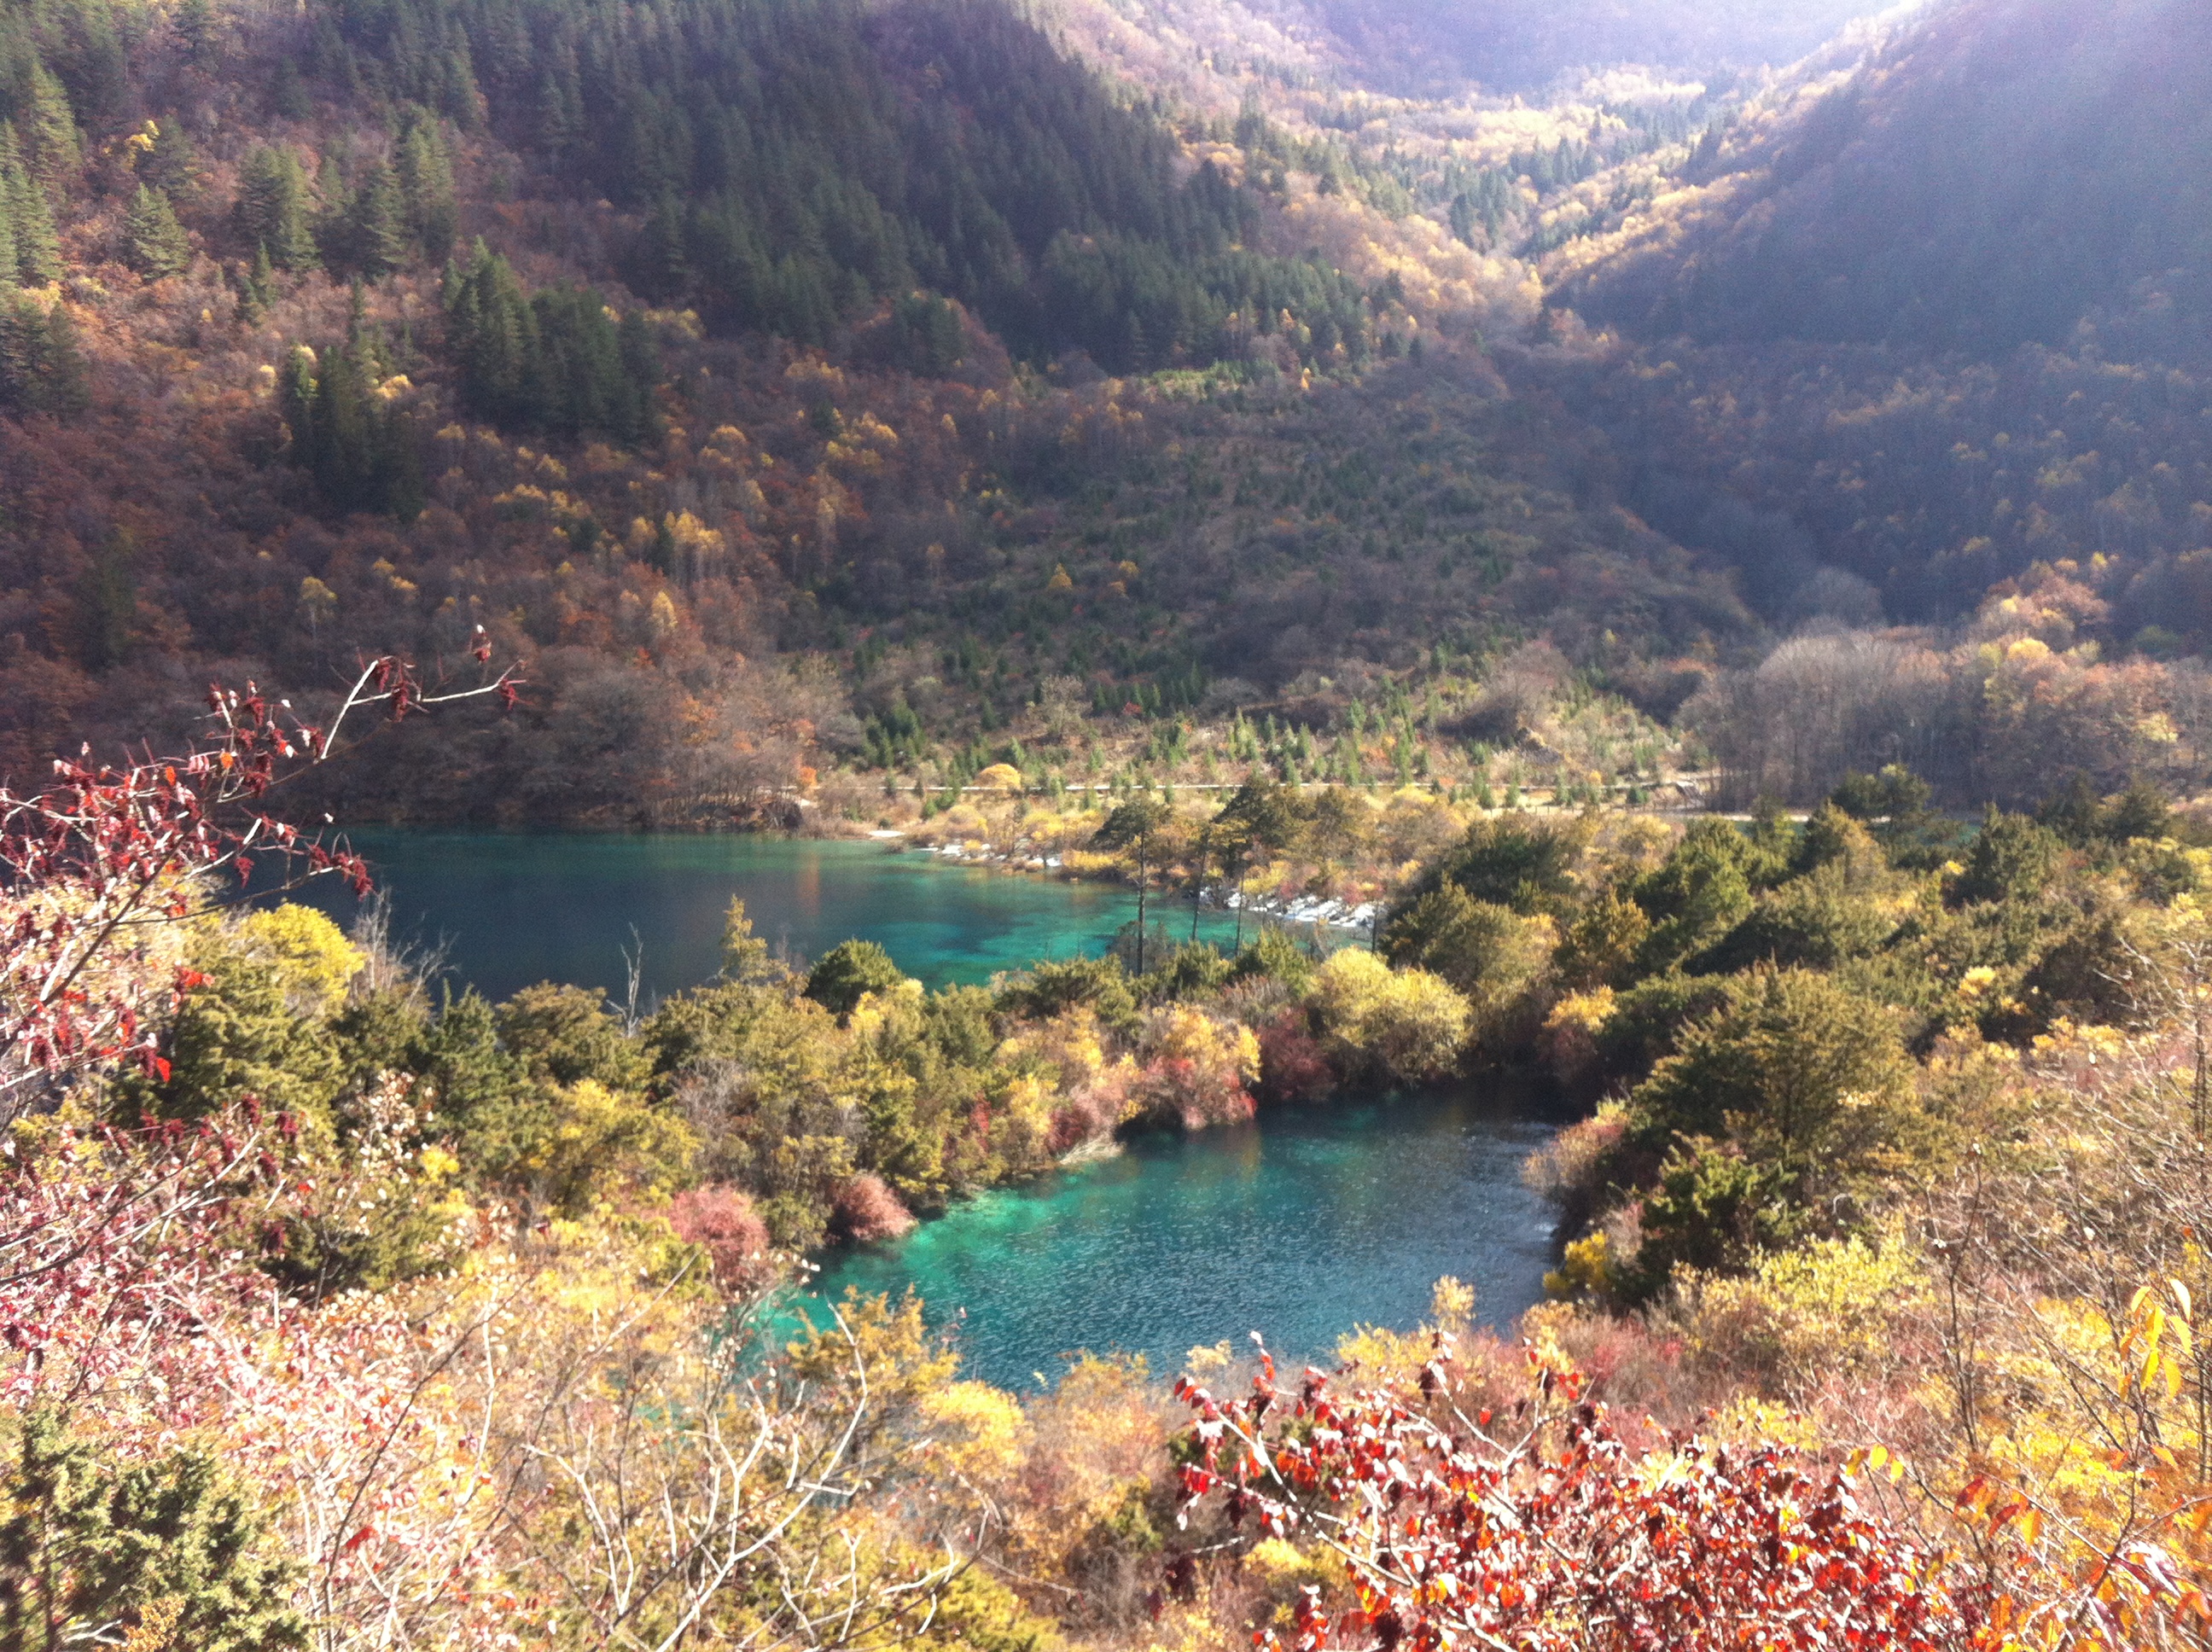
[1538, 0, 2212, 648]
[1554, 0, 2212, 358]
[1309, 0, 1905, 92]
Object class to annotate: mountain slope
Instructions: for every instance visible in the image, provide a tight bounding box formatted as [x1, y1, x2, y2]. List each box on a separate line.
[1312, 0, 1906, 92]
[1555, 0, 2212, 357]
[1534, 0, 2212, 637]
[0, 0, 1720, 817]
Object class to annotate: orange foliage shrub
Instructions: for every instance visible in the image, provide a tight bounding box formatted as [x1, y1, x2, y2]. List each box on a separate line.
[830, 1172, 917, 1244]
[669, 1184, 773, 1288]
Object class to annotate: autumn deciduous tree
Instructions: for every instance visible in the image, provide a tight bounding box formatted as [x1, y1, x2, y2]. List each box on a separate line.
[0, 643, 515, 1122]
[1306, 948, 1470, 1085]
[1172, 1336, 1993, 1651]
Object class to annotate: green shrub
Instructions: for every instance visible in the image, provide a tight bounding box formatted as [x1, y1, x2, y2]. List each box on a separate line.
[0, 1411, 306, 1652]
[806, 940, 909, 1021]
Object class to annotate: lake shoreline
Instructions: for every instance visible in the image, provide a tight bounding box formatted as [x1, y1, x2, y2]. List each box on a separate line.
[289, 829, 1573, 1389]
[801, 1085, 1569, 1389]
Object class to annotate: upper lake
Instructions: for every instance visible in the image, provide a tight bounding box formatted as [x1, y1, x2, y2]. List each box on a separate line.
[299, 831, 1241, 1003]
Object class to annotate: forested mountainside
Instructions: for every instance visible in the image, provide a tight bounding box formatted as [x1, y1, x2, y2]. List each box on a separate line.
[3, 0, 2211, 823]
[1538, 0, 2212, 666]
[0, 0, 1616, 819]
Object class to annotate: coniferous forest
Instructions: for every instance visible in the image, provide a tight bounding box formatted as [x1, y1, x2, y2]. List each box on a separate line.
[7, 0, 2212, 1645]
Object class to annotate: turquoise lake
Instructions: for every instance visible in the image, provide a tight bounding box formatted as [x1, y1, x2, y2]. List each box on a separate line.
[298, 833, 1560, 1386]
[301, 832, 1243, 1003]
[803, 1093, 1560, 1389]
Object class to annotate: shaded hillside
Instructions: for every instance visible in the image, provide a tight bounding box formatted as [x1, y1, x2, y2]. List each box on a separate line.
[1555, 0, 2212, 357]
[1313, 0, 1902, 92]
[1532, 0, 2212, 641]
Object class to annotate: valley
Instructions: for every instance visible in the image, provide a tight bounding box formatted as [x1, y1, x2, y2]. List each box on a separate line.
[1, 0, 2210, 1647]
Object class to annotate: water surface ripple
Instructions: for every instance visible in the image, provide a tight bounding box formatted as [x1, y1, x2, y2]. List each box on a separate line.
[807, 1092, 1558, 1389]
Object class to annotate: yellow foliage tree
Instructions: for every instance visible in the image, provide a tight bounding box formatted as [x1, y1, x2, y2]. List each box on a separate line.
[1307, 949, 1471, 1085]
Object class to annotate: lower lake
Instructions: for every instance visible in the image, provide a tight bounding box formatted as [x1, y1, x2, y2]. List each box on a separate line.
[297, 832, 1560, 1386]
[804, 1091, 1561, 1390]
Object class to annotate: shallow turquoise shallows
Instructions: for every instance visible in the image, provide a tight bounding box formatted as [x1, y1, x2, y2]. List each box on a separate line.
[300, 831, 1244, 1003]
[803, 1091, 1560, 1390]
[294, 832, 1557, 1387]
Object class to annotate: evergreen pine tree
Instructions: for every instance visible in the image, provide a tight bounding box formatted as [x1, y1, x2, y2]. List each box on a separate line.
[0, 297, 40, 410]
[347, 160, 407, 278]
[0, 292, 88, 416]
[125, 185, 192, 279]
[534, 67, 579, 158]
[174, 0, 217, 61]
[237, 241, 275, 323]
[236, 147, 317, 272]
[614, 305, 662, 443]
[395, 120, 457, 264]
[21, 65, 79, 183]
[311, 154, 350, 270]
[269, 58, 312, 120]
[280, 312, 422, 521]
[1448, 192, 1477, 247]
[36, 300, 86, 413]
[630, 193, 688, 300]
[437, 39, 486, 131]
[0, 1410, 306, 1652]
[78, 532, 137, 670]
[1, 127, 63, 286]
[278, 341, 319, 459]
[141, 121, 201, 201]
[444, 240, 537, 424]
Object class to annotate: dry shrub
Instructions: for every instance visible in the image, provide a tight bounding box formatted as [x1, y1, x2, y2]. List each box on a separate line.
[1452, 639, 1572, 743]
[1522, 1101, 1627, 1230]
[1048, 1083, 1125, 1154]
[1254, 1009, 1333, 1103]
[1520, 1302, 1703, 1432]
[1006, 1355, 1178, 1630]
[830, 1172, 916, 1244]
[668, 1184, 773, 1290]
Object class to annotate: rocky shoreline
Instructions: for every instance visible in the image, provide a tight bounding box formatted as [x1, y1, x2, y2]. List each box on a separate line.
[888, 833, 1380, 934]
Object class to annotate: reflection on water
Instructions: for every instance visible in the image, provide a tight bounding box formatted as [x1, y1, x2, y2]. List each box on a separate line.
[295, 831, 1241, 1001]
[805, 1090, 1562, 1390]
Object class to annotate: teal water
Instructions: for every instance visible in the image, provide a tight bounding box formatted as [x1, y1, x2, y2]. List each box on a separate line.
[804, 1091, 1560, 1390]
[299, 832, 1240, 1003]
[292, 832, 1558, 1386]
